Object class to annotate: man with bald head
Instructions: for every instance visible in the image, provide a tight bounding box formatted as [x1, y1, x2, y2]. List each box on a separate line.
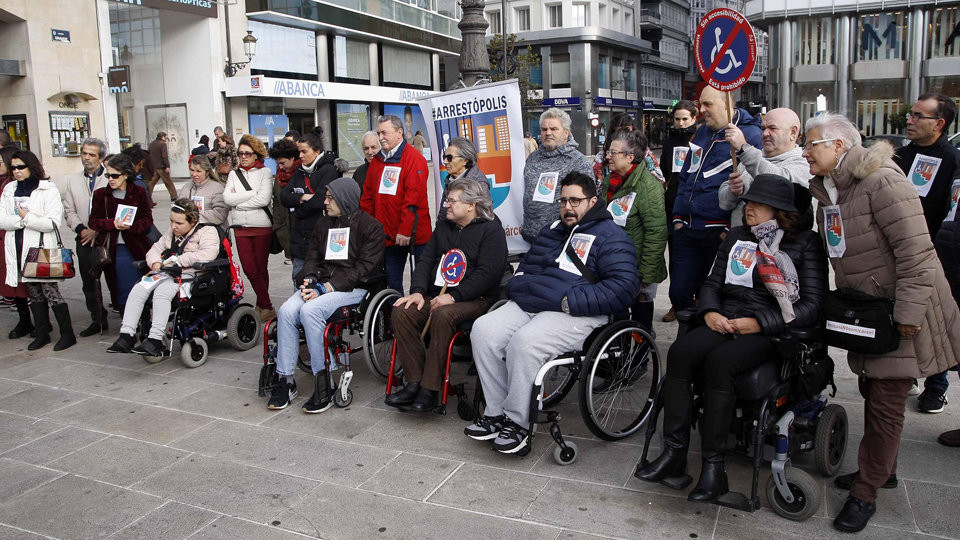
[669, 85, 762, 316]
[718, 107, 812, 226]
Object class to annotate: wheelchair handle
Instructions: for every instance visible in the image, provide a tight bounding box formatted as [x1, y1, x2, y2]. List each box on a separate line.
[192, 259, 230, 270]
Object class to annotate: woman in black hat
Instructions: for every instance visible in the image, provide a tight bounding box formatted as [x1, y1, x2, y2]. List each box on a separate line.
[634, 174, 828, 503]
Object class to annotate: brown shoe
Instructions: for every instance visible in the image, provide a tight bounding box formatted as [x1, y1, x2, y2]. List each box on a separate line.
[938, 428, 960, 447]
[259, 308, 277, 322]
[662, 307, 676, 323]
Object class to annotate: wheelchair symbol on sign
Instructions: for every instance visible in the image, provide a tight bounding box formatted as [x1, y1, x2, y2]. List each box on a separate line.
[710, 27, 743, 75]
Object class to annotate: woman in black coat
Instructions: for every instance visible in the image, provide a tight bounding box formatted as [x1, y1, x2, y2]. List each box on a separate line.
[635, 174, 827, 503]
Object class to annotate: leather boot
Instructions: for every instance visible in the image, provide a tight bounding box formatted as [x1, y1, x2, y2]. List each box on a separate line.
[78, 310, 108, 338]
[635, 376, 692, 482]
[385, 381, 420, 407]
[8, 298, 33, 339]
[51, 303, 76, 351]
[27, 301, 51, 351]
[688, 389, 736, 502]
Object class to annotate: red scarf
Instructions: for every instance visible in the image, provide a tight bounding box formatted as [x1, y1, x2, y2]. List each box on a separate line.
[606, 164, 636, 201]
[275, 159, 301, 187]
[240, 160, 265, 171]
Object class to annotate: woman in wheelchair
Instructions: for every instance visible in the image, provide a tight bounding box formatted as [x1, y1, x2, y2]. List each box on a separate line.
[635, 174, 827, 502]
[107, 199, 220, 356]
[267, 178, 384, 413]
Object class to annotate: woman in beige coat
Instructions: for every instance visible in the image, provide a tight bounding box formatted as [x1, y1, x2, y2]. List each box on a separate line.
[804, 113, 960, 533]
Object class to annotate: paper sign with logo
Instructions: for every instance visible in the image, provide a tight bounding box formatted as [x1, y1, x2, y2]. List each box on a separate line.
[434, 248, 467, 287]
[379, 166, 401, 196]
[191, 196, 205, 213]
[687, 143, 703, 173]
[946, 179, 960, 222]
[533, 172, 559, 203]
[557, 233, 596, 276]
[672, 147, 689, 173]
[325, 227, 350, 261]
[823, 205, 846, 258]
[607, 192, 637, 227]
[725, 240, 757, 287]
[909, 154, 942, 198]
[418, 79, 530, 254]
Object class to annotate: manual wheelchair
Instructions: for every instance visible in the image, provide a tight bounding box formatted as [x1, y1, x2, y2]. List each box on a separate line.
[136, 225, 262, 367]
[635, 310, 848, 521]
[258, 274, 402, 407]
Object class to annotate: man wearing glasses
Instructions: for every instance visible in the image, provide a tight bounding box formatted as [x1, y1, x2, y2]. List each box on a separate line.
[893, 93, 960, 415]
[464, 171, 638, 454]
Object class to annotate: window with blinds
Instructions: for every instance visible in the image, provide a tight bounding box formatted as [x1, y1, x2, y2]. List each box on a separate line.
[334, 36, 370, 80]
[383, 45, 431, 86]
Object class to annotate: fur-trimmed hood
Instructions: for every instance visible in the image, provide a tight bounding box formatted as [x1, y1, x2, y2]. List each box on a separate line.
[850, 141, 895, 180]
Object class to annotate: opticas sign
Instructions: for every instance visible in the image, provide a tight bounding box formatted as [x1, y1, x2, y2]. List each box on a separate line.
[107, 0, 216, 18]
[226, 75, 436, 104]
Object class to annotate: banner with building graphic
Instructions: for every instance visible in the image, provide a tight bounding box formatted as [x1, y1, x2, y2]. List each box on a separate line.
[417, 80, 530, 254]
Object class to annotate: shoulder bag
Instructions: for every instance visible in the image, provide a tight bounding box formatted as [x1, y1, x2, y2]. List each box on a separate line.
[22, 219, 75, 280]
[823, 287, 900, 355]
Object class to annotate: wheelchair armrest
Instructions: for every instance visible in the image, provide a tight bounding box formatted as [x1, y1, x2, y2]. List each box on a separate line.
[133, 260, 150, 273]
[785, 327, 817, 341]
[358, 273, 387, 287]
[192, 259, 230, 271]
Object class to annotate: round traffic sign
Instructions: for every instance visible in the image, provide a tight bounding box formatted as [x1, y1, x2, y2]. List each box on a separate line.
[439, 249, 467, 285]
[693, 8, 757, 91]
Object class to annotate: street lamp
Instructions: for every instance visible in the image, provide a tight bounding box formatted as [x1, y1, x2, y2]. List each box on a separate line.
[224, 30, 258, 77]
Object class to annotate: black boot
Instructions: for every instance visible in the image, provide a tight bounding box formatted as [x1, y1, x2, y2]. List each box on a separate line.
[385, 381, 420, 407]
[8, 298, 33, 339]
[78, 310, 108, 338]
[51, 303, 76, 351]
[27, 301, 51, 351]
[302, 371, 334, 414]
[688, 389, 736, 502]
[409, 387, 439, 412]
[635, 376, 692, 483]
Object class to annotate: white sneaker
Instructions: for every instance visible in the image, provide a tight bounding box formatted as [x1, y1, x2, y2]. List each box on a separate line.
[908, 379, 921, 396]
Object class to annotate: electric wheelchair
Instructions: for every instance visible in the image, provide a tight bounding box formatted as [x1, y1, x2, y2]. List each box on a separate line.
[258, 274, 401, 408]
[635, 309, 848, 521]
[136, 224, 262, 367]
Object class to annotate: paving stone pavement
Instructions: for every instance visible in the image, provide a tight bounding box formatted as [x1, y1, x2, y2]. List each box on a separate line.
[0, 189, 957, 539]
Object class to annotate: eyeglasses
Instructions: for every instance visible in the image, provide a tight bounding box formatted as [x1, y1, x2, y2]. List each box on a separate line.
[9, 164, 29, 171]
[908, 111, 940, 122]
[443, 197, 463, 206]
[605, 150, 631, 157]
[803, 138, 837, 151]
[237, 151, 256, 157]
[105, 173, 124, 179]
[558, 197, 588, 207]
[442, 154, 460, 162]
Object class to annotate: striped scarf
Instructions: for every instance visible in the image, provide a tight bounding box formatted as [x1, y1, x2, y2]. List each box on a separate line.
[751, 219, 800, 323]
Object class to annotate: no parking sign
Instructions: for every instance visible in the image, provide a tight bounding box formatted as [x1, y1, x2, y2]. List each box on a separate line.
[693, 8, 757, 91]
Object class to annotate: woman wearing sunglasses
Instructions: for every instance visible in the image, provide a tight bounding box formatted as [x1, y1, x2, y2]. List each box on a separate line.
[0, 147, 32, 340]
[0, 150, 76, 351]
[437, 137, 489, 221]
[89, 153, 154, 316]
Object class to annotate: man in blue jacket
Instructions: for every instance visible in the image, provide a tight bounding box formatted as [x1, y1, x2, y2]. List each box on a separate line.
[669, 86, 762, 316]
[464, 171, 639, 454]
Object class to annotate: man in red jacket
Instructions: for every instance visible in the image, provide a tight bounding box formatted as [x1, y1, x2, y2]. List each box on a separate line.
[361, 114, 432, 293]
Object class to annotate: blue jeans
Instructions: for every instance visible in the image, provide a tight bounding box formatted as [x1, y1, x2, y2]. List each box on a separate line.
[275, 288, 366, 376]
[924, 367, 958, 394]
[384, 244, 425, 294]
[668, 227, 725, 311]
[291, 257, 305, 289]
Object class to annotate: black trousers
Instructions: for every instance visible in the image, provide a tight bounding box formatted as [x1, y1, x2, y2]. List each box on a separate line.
[667, 325, 775, 392]
[75, 241, 105, 322]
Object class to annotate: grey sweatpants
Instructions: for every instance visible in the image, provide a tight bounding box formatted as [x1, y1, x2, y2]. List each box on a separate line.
[471, 300, 605, 426]
[120, 278, 180, 340]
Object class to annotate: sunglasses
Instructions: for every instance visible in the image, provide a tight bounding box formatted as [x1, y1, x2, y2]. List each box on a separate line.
[237, 151, 256, 157]
[105, 173, 124, 179]
[442, 154, 460, 162]
[9, 164, 29, 171]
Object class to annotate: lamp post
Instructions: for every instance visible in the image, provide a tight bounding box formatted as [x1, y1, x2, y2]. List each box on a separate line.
[458, 0, 490, 87]
[224, 30, 257, 78]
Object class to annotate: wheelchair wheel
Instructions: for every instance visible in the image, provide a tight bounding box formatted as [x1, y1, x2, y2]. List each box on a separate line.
[541, 364, 578, 408]
[457, 398, 477, 421]
[814, 404, 848, 477]
[334, 388, 353, 408]
[765, 468, 821, 521]
[579, 321, 660, 440]
[552, 441, 578, 466]
[180, 337, 209, 368]
[226, 305, 262, 351]
[296, 343, 313, 374]
[362, 288, 401, 380]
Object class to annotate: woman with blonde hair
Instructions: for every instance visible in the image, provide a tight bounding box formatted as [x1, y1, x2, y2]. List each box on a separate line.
[178, 154, 227, 225]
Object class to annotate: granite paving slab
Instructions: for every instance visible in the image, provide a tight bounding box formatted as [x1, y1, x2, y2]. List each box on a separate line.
[108, 501, 220, 540]
[48, 435, 188, 487]
[357, 452, 460, 501]
[0, 426, 107, 465]
[41, 396, 213, 445]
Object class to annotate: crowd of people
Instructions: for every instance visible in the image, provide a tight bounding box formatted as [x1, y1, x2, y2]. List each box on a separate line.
[2, 88, 959, 534]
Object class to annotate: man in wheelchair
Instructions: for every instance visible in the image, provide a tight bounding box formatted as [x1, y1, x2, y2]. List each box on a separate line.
[266, 178, 384, 413]
[388, 178, 508, 412]
[465, 171, 638, 454]
[107, 199, 221, 355]
[634, 174, 827, 502]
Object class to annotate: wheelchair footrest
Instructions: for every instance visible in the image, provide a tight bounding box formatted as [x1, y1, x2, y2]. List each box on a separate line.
[714, 491, 761, 513]
[659, 474, 693, 490]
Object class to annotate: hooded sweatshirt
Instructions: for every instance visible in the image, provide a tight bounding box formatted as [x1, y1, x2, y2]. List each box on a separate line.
[521, 135, 593, 244]
[717, 145, 812, 226]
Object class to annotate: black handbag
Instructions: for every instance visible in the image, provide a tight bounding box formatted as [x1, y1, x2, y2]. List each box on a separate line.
[824, 287, 900, 355]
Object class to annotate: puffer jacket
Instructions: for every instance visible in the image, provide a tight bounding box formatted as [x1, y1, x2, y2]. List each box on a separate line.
[809, 142, 960, 379]
[935, 207, 960, 301]
[223, 166, 274, 228]
[673, 109, 762, 229]
[507, 202, 638, 316]
[521, 136, 593, 244]
[698, 226, 827, 335]
[437, 165, 490, 222]
[601, 164, 668, 284]
[410, 215, 507, 301]
[296, 209, 384, 293]
[280, 152, 340, 259]
[360, 140, 432, 246]
[178, 178, 227, 226]
[145, 224, 221, 274]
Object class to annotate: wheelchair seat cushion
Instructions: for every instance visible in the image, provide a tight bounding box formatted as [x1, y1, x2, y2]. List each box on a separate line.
[735, 360, 780, 401]
[327, 304, 358, 323]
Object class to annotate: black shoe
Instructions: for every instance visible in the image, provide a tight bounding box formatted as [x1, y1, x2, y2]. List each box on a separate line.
[492, 420, 530, 454]
[833, 496, 876, 533]
[687, 459, 729, 502]
[634, 446, 688, 483]
[834, 470, 898, 490]
[267, 378, 298, 410]
[918, 389, 948, 414]
[302, 371, 333, 414]
[27, 301, 50, 351]
[464, 414, 506, 441]
[133, 338, 164, 357]
[51, 303, 76, 351]
[107, 333, 136, 353]
[408, 388, 438, 412]
[79, 320, 108, 338]
[385, 381, 420, 407]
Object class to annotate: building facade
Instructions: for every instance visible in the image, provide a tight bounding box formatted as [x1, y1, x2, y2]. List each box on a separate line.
[746, 0, 960, 136]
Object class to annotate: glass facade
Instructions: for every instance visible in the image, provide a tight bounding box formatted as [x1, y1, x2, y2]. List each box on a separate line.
[930, 7, 960, 58]
[855, 12, 907, 61]
[333, 36, 370, 80]
[796, 17, 835, 65]
[641, 68, 682, 101]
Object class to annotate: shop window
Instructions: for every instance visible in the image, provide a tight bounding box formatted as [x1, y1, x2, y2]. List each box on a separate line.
[624, 61, 636, 93]
[930, 7, 960, 58]
[550, 54, 570, 88]
[855, 12, 907, 62]
[598, 55, 610, 89]
[336, 103, 372, 167]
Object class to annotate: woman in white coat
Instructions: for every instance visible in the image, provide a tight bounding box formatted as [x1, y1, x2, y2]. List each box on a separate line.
[0, 150, 76, 351]
[223, 134, 276, 320]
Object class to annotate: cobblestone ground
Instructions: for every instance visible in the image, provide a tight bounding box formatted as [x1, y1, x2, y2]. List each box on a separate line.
[0, 187, 957, 539]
